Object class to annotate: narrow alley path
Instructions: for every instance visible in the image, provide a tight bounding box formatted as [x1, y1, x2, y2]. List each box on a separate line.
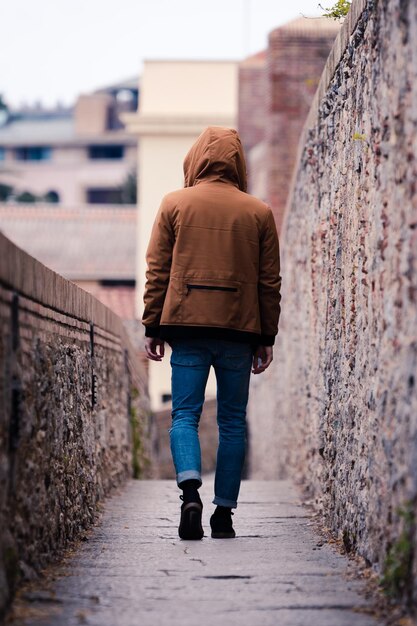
[9, 480, 382, 626]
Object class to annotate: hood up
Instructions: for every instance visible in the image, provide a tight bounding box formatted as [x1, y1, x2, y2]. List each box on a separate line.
[183, 126, 247, 192]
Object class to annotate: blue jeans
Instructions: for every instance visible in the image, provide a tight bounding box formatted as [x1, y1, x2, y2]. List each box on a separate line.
[169, 338, 253, 508]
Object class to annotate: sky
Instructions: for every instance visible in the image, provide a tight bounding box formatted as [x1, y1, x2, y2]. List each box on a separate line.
[1, 0, 327, 108]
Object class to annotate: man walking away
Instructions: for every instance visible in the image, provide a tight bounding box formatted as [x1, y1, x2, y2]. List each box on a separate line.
[143, 126, 282, 540]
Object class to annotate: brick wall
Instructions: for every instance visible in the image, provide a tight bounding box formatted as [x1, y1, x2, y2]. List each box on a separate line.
[238, 51, 267, 158]
[248, 0, 417, 606]
[0, 233, 154, 617]
[267, 18, 340, 232]
[238, 18, 340, 232]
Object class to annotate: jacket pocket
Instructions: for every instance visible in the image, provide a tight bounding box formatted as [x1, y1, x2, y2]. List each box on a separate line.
[181, 281, 240, 327]
[186, 284, 238, 294]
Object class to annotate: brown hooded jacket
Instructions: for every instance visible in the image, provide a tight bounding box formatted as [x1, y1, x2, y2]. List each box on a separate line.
[142, 126, 281, 346]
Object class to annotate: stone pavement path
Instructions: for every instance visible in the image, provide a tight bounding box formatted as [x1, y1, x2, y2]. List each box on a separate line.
[9, 479, 383, 626]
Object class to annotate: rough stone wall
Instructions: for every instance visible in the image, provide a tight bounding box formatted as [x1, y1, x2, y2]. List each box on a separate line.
[248, 0, 417, 604]
[0, 233, 153, 617]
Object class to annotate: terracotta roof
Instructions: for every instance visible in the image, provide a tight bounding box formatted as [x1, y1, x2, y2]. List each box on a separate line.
[240, 50, 267, 68]
[78, 282, 136, 320]
[0, 204, 136, 280]
[270, 15, 342, 37]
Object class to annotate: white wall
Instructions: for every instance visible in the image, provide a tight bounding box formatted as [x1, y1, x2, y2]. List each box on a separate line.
[140, 61, 238, 116]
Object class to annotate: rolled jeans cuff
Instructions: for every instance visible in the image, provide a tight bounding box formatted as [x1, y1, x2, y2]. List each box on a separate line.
[177, 470, 202, 487]
[213, 495, 238, 509]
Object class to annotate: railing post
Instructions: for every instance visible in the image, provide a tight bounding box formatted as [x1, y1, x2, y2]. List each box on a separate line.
[90, 322, 97, 409]
[9, 293, 21, 472]
[124, 348, 132, 419]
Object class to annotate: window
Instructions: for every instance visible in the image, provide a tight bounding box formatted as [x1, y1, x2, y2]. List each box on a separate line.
[88, 145, 124, 160]
[44, 190, 60, 203]
[0, 147, 5, 160]
[86, 187, 123, 204]
[15, 146, 52, 161]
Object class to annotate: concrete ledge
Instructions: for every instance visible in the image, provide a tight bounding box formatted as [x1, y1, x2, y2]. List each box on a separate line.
[123, 113, 236, 136]
[0, 231, 132, 352]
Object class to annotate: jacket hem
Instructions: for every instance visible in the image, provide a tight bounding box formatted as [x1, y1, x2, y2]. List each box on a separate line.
[144, 326, 160, 338]
[144, 324, 276, 347]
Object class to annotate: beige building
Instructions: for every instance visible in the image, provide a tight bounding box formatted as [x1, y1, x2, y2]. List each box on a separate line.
[0, 79, 138, 205]
[124, 60, 238, 410]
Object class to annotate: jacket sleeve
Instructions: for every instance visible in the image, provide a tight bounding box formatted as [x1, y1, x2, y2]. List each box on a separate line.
[142, 197, 175, 336]
[258, 208, 282, 346]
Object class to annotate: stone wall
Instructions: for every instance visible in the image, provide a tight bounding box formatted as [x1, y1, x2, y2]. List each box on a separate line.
[248, 0, 417, 605]
[0, 233, 154, 617]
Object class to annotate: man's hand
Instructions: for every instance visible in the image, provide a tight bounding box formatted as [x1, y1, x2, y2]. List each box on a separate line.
[145, 337, 165, 362]
[252, 345, 273, 374]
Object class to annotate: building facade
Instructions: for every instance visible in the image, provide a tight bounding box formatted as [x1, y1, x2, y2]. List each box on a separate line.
[0, 79, 138, 206]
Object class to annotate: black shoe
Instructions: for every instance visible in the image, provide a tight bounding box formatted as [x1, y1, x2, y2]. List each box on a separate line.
[178, 495, 204, 540]
[210, 507, 235, 539]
